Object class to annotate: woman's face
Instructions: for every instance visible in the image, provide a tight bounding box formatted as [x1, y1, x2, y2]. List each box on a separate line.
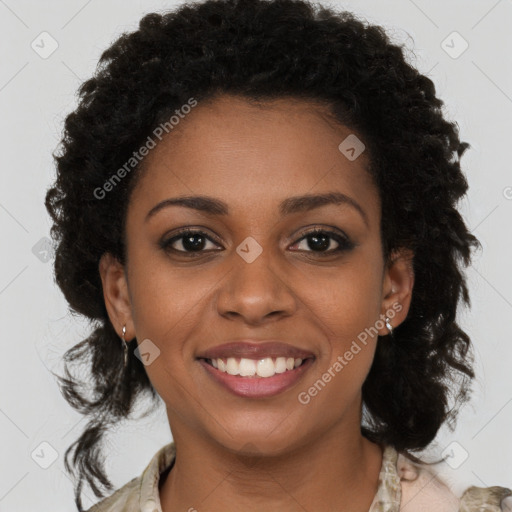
[101, 94, 413, 455]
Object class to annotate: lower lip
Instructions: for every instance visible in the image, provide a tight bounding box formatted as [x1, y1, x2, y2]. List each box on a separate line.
[198, 358, 314, 398]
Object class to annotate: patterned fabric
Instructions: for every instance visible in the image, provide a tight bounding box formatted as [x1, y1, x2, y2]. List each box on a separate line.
[84, 441, 511, 512]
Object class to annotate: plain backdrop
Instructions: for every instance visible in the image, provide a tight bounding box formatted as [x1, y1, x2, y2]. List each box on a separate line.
[1, 0, 511, 510]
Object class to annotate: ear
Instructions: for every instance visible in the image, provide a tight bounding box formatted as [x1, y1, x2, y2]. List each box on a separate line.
[98, 252, 135, 340]
[377, 247, 415, 336]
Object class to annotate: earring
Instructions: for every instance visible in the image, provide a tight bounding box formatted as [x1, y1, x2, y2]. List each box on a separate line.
[384, 317, 393, 336]
[121, 325, 128, 368]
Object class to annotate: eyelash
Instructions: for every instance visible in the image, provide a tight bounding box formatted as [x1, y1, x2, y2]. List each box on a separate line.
[160, 227, 355, 258]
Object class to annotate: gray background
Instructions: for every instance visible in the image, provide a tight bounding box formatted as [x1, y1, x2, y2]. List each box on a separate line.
[1, 0, 511, 509]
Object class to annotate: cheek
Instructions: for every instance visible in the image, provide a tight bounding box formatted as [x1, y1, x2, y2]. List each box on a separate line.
[127, 251, 211, 344]
[126, 253, 227, 397]
[126, 262, 201, 409]
[304, 259, 382, 391]
[312, 262, 383, 339]
[300, 286, 380, 418]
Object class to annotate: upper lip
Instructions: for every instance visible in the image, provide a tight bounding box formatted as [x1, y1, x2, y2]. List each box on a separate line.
[197, 340, 315, 360]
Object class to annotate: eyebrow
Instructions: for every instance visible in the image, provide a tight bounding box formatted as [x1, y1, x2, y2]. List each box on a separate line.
[145, 192, 369, 227]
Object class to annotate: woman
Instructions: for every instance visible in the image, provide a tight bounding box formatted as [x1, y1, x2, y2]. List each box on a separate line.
[45, 0, 511, 510]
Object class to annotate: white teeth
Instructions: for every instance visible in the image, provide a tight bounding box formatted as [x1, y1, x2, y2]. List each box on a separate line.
[208, 356, 306, 378]
[239, 358, 256, 376]
[275, 357, 287, 373]
[257, 358, 275, 377]
[226, 357, 240, 375]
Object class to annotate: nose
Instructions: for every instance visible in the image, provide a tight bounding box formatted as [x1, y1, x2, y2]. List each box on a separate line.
[215, 244, 298, 325]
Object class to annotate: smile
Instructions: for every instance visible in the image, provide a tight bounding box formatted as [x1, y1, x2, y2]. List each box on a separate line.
[198, 356, 315, 398]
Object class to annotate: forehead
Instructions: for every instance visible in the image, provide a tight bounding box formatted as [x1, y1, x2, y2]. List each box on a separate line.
[129, 94, 380, 227]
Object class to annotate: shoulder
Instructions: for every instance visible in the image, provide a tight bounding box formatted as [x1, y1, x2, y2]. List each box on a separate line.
[459, 485, 512, 512]
[83, 441, 176, 512]
[396, 450, 512, 512]
[396, 450, 459, 512]
[83, 476, 140, 512]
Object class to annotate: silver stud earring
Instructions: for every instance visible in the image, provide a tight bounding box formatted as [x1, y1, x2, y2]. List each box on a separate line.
[121, 325, 128, 368]
[384, 317, 393, 336]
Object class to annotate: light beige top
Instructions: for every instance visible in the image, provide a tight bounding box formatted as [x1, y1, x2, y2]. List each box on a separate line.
[84, 442, 512, 512]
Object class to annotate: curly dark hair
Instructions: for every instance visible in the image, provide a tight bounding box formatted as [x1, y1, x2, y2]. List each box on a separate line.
[45, 0, 481, 509]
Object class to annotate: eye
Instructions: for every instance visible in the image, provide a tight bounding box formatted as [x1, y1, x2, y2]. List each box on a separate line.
[160, 226, 355, 258]
[160, 228, 221, 255]
[289, 228, 354, 255]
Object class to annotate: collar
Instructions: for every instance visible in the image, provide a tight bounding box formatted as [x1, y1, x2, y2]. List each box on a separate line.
[139, 441, 176, 512]
[137, 442, 402, 512]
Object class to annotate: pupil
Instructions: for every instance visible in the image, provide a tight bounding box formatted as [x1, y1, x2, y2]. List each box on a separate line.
[309, 233, 329, 251]
[183, 234, 205, 251]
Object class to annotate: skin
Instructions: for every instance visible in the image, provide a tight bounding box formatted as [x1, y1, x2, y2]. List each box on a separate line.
[99, 94, 414, 512]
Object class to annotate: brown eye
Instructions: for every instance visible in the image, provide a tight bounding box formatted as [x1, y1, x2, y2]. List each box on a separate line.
[160, 229, 221, 255]
[290, 228, 355, 255]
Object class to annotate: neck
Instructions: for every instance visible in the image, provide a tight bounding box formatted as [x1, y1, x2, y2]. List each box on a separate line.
[159, 419, 383, 512]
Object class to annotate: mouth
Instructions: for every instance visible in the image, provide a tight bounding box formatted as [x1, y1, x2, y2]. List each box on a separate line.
[196, 355, 316, 398]
[195, 340, 316, 397]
